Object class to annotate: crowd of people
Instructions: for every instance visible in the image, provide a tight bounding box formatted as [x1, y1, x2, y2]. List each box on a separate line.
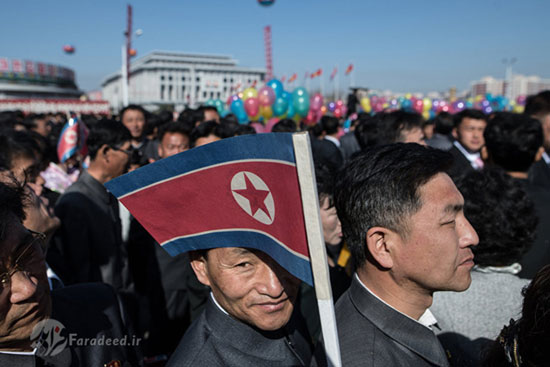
[0, 89, 549, 366]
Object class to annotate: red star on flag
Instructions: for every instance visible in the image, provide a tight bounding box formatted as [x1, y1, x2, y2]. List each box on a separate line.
[234, 173, 271, 219]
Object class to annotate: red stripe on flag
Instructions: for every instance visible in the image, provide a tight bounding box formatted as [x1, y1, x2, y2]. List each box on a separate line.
[121, 161, 310, 258]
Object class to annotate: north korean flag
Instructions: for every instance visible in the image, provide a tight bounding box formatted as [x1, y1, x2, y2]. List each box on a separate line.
[105, 133, 313, 285]
[57, 117, 88, 163]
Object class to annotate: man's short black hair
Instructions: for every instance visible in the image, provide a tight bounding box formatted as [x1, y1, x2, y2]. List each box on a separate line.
[484, 112, 543, 172]
[189, 120, 223, 148]
[334, 143, 453, 267]
[120, 104, 148, 122]
[354, 114, 384, 150]
[433, 112, 454, 135]
[315, 164, 336, 208]
[157, 121, 192, 143]
[320, 116, 339, 136]
[379, 110, 423, 144]
[87, 120, 132, 160]
[524, 90, 550, 119]
[272, 119, 297, 133]
[0, 179, 26, 242]
[453, 109, 486, 128]
[455, 167, 537, 267]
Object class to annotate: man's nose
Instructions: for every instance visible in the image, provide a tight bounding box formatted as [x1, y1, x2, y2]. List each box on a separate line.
[257, 263, 285, 298]
[9, 271, 39, 304]
[458, 216, 479, 248]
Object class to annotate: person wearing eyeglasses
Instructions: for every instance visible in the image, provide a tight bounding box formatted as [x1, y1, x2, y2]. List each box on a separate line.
[48, 120, 133, 293]
[0, 181, 140, 366]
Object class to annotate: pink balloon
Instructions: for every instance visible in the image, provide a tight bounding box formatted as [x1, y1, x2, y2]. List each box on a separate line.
[250, 122, 265, 133]
[336, 100, 344, 107]
[258, 86, 276, 106]
[333, 107, 342, 118]
[244, 97, 260, 117]
[310, 93, 324, 111]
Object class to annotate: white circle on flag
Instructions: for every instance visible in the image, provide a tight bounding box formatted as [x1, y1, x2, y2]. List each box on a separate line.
[231, 171, 275, 225]
[64, 130, 77, 145]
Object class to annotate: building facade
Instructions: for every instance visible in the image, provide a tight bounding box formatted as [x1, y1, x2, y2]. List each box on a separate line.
[102, 51, 266, 111]
[471, 74, 550, 100]
[0, 57, 82, 100]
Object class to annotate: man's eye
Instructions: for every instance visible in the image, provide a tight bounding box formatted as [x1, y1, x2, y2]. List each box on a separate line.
[236, 262, 251, 268]
[442, 220, 456, 226]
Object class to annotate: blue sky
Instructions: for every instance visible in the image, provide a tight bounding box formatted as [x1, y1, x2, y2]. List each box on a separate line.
[2, 0, 549, 94]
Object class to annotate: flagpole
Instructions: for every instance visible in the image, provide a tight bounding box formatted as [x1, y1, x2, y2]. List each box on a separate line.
[305, 73, 310, 93]
[292, 132, 342, 367]
[320, 74, 324, 98]
[335, 66, 339, 101]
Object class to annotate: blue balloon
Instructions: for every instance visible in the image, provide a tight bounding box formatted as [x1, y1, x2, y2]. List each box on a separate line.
[267, 79, 284, 99]
[292, 87, 310, 117]
[286, 102, 296, 118]
[272, 97, 289, 116]
[401, 99, 412, 110]
[230, 99, 248, 124]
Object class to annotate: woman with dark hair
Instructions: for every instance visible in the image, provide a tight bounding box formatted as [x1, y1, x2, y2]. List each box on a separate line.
[430, 167, 538, 366]
[483, 264, 550, 367]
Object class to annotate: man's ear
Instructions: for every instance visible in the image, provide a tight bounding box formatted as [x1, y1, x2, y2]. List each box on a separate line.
[97, 144, 110, 162]
[451, 127, 458, 139]
[534, 146, 545, 162]
[190, 252, 211, 287]
[365, 227, 396, 269]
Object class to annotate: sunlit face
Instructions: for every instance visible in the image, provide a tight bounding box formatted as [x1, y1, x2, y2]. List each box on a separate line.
[191, 247, 300, 331]
[158, 132, 189, 159]
[0, 217, 51, 351]
[455, 118, 486, 152]
[390, 173, 479, 294]
[195, 134, 221, 147]
[320, 197, 342, 246]
[400, 127, 426, 146]
[121, 109, 146, 140]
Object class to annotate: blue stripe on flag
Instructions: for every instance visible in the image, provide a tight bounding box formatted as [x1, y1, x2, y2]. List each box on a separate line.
[162, 229, 313, 286]
[106, 133, 296, 198]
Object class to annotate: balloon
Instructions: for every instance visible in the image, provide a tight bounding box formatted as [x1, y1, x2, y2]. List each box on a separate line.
[214, 99, 225, 114]
[63, 45, 75, 54]
[513, 105, 524, 113]
[333, 107, 343, 118]
[258, 86, 276, 106]
[243, 87, 258, 101]
[272, 97, 289, 116]
[205, 99, 215, 106]
[516, 95, 526, 105]
[422, 98, 432, 111]
[310, 93, 324, 111]
[266, 79, 284, 98]
[258, 0, 275, 6]
[335, 100, 344, 108]
[286, 102, 296, 118]
[414, 99, 423, 113]
[320, 105, 328, 114]
[292, 87, 310, 117]
[260, 105, 273, 120]
[401, 99, 412, 110]
[230, 99, 248, 124]
[405, 93, 412, 99]
[328, 102, 336, 112]
[422, 111, 430, 120]
[244, 97, 260, 117]
[485, 93, 493, 102]
[360, 97, 370, 111]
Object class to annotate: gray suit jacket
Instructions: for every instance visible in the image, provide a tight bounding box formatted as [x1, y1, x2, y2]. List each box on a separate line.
[167, 296, 313, 367]
[335, 276, 449, 367]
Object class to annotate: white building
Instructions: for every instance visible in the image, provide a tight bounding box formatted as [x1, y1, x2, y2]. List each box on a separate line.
[471, 74, 550, 100]
[102, 50, 266, 111]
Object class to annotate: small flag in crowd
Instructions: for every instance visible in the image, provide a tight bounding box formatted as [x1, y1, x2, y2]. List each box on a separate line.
[288, 73, 297, 83]
[345, 63, 354, 75]
[105, 133, 313, 285]
[57, 117, 88, 163]
[330, 67, 337, 80]
[310, 68, 323, 79]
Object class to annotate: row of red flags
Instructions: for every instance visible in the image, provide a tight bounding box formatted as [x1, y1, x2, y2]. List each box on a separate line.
[280, 64, 353, 84]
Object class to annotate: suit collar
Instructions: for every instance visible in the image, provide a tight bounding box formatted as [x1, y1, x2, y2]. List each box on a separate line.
[78, 170, 111, 206]
[349, 276, 448, 366]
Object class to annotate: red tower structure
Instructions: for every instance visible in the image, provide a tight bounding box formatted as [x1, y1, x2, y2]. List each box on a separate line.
[264, 25, 273, 81]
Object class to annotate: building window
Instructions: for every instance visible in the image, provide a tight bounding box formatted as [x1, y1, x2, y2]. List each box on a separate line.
[224, 78, 227, 83]
[203, 91, 207, 98]
[169, 76, 173, 81]
[217, 92, 221, 98]
[196, 86, 200, 91]
[182, 76, 186, 81]
[248, 79, 251, 83]
[161, 76, 165, 81]
[196, 77, 200, 82]
[230, 78, 234, 83]
[223, 86, 227, 92]
[160, 85, 165, 100]
[169, 85, 173, 101]
[210, 91, 214, 98]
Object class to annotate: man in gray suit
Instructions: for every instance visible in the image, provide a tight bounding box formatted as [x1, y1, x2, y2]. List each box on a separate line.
[166, 247, 313, 366]
[333, 143, 479, 366]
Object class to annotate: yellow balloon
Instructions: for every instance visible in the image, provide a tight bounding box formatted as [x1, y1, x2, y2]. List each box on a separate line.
[260, 105, 273, 120]
[513, 105, 524, 113]
[405, 93, 412, 99]
[422, 111, 430, 120]
[422, 98, 432, 111]
[474, 95, 483, 102]
[250, 113, 261, 121]
[382, 103, 389, 109]
[360, 97, 371, 111]
[243, 87, 258, 101]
